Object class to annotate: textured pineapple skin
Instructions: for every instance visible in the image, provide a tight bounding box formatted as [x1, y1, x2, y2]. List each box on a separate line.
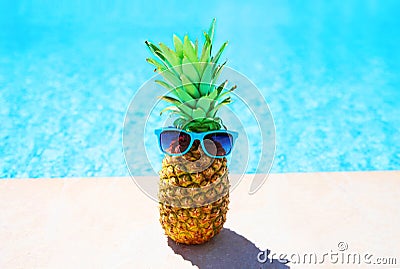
[158, 144, 230, 245]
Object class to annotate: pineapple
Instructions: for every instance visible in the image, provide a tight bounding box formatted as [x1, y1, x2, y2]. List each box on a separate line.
[146, 19, 236, 245]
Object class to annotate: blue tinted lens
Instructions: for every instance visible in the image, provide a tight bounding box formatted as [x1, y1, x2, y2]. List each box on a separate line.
[203, 133, 234, 157]
[160, 130, 191, 154]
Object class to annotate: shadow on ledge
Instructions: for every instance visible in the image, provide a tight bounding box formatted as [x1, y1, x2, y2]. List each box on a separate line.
[168, 228, 290, 269]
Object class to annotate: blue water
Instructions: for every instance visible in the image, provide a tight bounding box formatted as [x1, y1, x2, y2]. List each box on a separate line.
[1, 1, 399, 178]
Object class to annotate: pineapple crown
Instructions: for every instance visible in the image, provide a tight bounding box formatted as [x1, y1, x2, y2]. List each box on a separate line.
[145, 19, 236, 133]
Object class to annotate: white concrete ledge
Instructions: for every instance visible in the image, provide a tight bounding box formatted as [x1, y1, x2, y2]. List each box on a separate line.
[0, 171, 399, 268]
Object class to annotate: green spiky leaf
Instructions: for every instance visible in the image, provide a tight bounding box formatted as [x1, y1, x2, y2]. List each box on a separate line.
[211, 61, 226, 86]
[207, 86, 219, 100]
[211, 41, 228, 64]
[174, 87, 195, 103]
[159, 96, 181, 106]
[200, 35, 211, 64]
[155, 80, 174, 91]
[208, 18, 216, 42]
[173, 35, 184, 58]
[177, 104, 193, 117]
[191, 108, 207, 119]
[199, 82, 212, 96]
[146, 58, 166, 72]
[159, 42, 182, 71]
[196, 97, 213, 113]
[183, 35, 198, 63]
[159, 69, 181, 88]
[180, 73, 200, 99]
[182, 57, 201, 83]
[199, 63, 214, 95]
[160, 106, 179, 116]
[215, 80, 228, 96]
[174, 118, 186, 128]
[145, 41, 173, 70]
[217, 85, 237, 101]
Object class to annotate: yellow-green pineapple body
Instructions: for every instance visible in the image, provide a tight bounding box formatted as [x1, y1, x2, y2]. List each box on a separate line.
[158, 144, 229, 244]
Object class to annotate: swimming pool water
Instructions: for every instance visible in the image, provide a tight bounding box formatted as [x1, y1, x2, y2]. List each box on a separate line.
[1, 1, 399, 178]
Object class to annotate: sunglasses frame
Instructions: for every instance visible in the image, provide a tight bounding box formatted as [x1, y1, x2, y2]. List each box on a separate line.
[155, 128, 239, 158]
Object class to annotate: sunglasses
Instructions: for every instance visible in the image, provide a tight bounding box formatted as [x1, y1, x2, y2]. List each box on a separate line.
[155, 128, 238, 158]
